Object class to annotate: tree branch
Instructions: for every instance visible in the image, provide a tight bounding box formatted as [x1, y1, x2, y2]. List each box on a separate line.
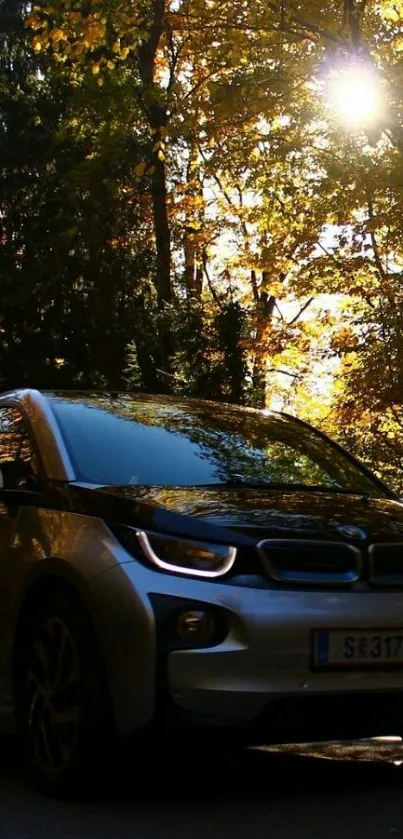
[137, 0, 166, 89]
[165, 23, 183, 94]
[170, 6, 342, 44]
[203, 256, 222, 308]
[342, 0, 368, 47]
[288, 297, 314, 326]
[250, 270, 260, 303]
[267, 367, 302, 379]
[274, 301, 284, 320]
[268, 0, 344, 44]
[199, 150, 236, 209]
[366, 196, 386, 280]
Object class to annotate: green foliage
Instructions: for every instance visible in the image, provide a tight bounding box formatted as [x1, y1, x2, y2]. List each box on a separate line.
[3, 0, 403, 493]
[1, 0, 156, 389]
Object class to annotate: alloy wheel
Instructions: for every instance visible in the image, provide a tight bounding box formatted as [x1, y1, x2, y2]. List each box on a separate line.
[26, 617, 80, 775]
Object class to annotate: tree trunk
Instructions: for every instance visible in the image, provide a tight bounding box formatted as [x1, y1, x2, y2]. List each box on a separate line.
[183, 153, 204, 300]
[251, 275, 276, 409]
[252, 352, 266, 409]
[150, 140, 171, 306]
[195, 264, 203, 298]
[135, 339, 161, 392]
[184, 235, 196, 298]
[137, 0, 173, 378]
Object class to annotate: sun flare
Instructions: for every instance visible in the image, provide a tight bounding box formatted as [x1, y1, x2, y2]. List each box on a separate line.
[326, 64, 383, 127]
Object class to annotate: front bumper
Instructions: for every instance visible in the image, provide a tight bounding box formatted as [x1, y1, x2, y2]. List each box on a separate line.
[95, 558, 403, 741]
[165, 584, 403, 741]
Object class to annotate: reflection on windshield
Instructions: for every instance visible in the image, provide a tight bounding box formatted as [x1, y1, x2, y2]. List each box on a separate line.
[48, 394, 386, 497]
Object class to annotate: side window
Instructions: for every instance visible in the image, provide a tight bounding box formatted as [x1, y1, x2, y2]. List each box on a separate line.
[0, 407, 39, 489]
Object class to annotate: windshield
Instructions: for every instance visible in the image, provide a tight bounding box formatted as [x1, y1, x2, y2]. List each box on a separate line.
[48, 394, 387, 497]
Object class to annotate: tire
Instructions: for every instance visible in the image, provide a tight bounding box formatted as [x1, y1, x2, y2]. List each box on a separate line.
[13, 589, 114, 799]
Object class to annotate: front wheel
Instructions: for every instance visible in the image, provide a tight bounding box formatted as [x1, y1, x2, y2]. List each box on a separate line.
[14, 590, 114, 798]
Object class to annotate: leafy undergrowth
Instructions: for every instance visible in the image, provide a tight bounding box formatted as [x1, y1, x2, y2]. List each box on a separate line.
[260, 738, 403, 764]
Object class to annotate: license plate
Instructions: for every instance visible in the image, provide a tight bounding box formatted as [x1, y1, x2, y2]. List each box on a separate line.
[313, 629, 403, 667]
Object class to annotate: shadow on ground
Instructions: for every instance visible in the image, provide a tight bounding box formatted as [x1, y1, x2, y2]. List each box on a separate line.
[112, 736, 403, 802]
[1, 737, 403, 839]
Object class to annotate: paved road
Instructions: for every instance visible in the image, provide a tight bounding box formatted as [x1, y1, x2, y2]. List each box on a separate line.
[1, 738, 403, 839]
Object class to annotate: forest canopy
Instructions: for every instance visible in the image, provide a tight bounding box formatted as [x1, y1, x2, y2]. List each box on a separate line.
[2, 0, 403, 490]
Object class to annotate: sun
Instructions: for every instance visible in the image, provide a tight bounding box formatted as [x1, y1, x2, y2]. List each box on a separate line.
[326, 64, 383, 127]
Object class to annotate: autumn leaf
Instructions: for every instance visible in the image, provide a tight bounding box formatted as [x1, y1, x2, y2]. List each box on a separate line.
[135, 162, 147, 177]
[50, 27, 64, 43]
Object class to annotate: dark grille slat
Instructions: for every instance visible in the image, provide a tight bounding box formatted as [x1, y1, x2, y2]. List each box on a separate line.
[369, 543, 403, 586]
[257, 539, 362, 586]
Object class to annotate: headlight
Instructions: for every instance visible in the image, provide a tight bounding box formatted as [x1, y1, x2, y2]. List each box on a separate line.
[136, 530, 237, 578]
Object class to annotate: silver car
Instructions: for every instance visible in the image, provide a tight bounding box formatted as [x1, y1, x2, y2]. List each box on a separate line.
[1, 388, 403, 796]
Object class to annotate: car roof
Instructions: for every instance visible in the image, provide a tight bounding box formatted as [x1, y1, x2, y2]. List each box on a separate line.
[0, 387, 280, 421]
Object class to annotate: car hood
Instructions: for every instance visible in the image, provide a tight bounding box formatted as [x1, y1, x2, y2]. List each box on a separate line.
[68, 483, 403, 545]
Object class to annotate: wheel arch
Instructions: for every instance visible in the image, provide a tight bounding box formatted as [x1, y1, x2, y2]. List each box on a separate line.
[11, 559, 157, 738]
[11, 565, 112, 714]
